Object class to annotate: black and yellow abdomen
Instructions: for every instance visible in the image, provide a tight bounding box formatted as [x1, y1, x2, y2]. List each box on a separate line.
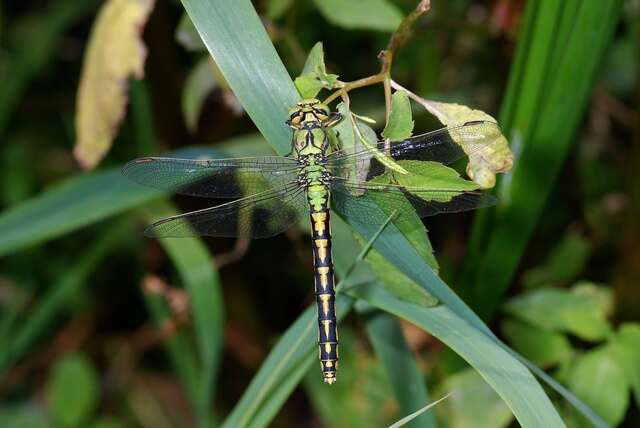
[309, 199, 338, 384]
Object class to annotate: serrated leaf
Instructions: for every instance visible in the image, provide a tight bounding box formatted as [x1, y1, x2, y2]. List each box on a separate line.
[182, 57, 218, 132]
[45, 353, 100, 428]
[176, 12, 206, 51]
[568, 345, 629, 427]
[312, 0, 403, 32]
[419, 100, 513, 188]
[383, 91, 414, 140]
[503, 286, 612, 341]
[74, 0, 156, 169]
[435, 368, 514, 428]
[294, 42, 339, 98]
[267, 0, 294, 20]
[501, 320, 572, 367]
[301, 42, 327, 76]
[294, 74, 326, 99]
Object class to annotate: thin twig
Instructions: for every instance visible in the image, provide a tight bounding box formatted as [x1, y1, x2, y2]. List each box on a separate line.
[323, 0, 431, 106]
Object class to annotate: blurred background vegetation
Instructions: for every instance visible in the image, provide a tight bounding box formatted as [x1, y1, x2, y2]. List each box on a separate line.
[0, 0, 639, 427]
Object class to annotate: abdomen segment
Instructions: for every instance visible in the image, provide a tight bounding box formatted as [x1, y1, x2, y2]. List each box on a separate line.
[310, 206, 338, 384]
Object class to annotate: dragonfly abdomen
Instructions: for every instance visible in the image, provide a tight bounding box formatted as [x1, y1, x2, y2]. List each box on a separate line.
[309, 200, 338, 384]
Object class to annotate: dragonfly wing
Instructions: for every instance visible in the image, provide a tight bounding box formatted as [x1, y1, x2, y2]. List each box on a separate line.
[145, 182, 307, 238]
[330, 179, 496, 226]
[326, 121, 502, 180]
[122, 156, 300, 198]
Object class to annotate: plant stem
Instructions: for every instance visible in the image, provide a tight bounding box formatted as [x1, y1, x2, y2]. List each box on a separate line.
[323, 0, 431, 107]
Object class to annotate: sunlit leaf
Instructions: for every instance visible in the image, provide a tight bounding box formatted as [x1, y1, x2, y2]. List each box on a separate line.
[568, 345, 629, 427]
[312, 0, 403, 32]
[383, 91, 414, 141]
[74, 0, 157, 169]
[45, 353, 100, 428]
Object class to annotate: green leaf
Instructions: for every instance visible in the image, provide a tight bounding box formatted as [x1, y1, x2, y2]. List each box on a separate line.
[181, 1, 584, 425]
[392, 160, 479, 199]
[89, 418, 127, 428]
[221, 295, 356, 428]
[176, 12, 206, 51]
[0, 170, 160, 256]
[74, 0, 157, 169]
[360, 307, 437, 428]
[359, 244, 438, 307]
[501, 319, 572, 367]
[45, 353, 100, 428]
[388, 394, 449, 428]
[311, 0, 404, 32]
[294, 42, 339, 98]
[383, 91, 414, 140]
[434, 368, 513, 428]
[301, 41, 328, 76]
[266, 0, 293, 20]
[0, 406, 50, 428]
[180, 0, 298, 155]
[614, 323, 640, 408]
[466, 0, 623, 317]
[343, 105, 409, 175]
[522, 231, 591, 288]
[304, 328, 395, 428]
[568, 345, 629, 427]
[182, 57, 218, 131]
[147, 202, 223, 428]
[349, 282, 564, 427]
[503, 287, 612, 341]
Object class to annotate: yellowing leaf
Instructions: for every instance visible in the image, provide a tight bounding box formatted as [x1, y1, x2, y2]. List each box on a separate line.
[422, 100, 514, 189]
[74, 0, 156, 169]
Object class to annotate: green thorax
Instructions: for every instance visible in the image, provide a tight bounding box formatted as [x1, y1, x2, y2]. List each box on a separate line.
[286, 99, 342, 211]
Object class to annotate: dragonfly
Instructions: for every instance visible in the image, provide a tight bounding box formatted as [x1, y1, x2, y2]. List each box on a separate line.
[123, 99, 503, 385]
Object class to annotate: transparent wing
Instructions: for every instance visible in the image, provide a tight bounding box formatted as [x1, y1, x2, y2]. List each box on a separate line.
[122, 156, 300, 198]
[145, 182, 307, 238]
[330, 179, 496, 227]
[326, 121, 502, 179]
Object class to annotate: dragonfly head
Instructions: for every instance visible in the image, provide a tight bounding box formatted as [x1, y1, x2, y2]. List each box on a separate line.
[287, 99, 334, 129]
